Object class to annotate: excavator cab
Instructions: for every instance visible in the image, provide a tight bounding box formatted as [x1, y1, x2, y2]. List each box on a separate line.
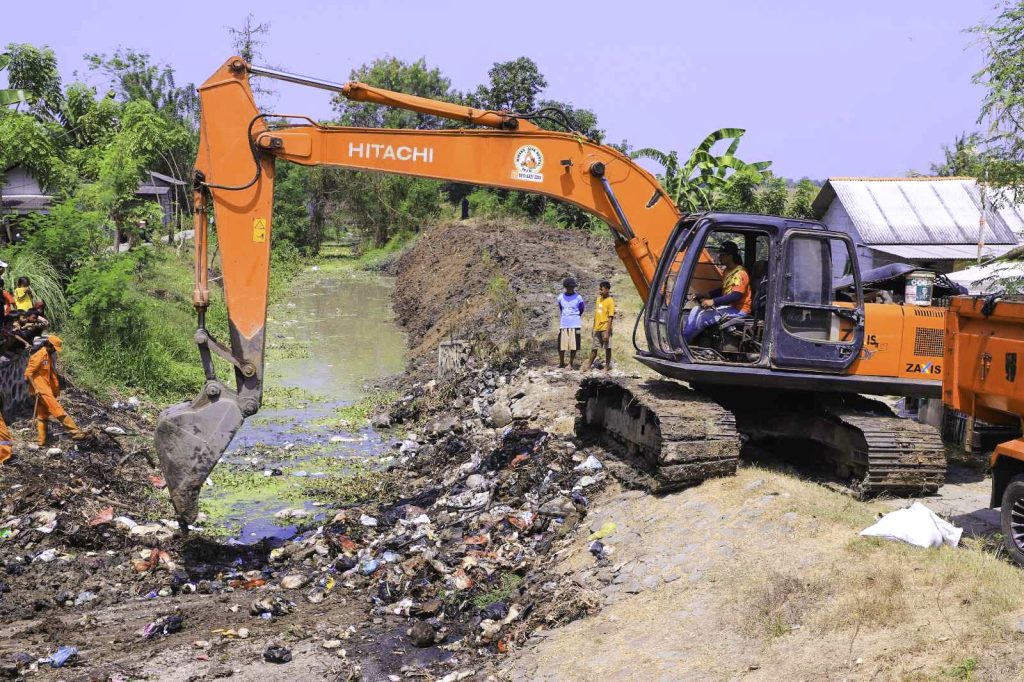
[641, 213, 865, 386]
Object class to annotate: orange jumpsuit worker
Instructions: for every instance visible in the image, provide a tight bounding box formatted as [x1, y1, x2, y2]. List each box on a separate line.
[25, 335, 84, 446]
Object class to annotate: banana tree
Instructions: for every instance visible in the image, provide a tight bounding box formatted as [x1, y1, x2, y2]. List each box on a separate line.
[632, 128, 771, 212]
[0, 53, 31, 108]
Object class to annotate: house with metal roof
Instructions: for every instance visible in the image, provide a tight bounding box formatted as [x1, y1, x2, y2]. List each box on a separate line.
[812, 177, 1023, 273]
[1, 165, 186, 231]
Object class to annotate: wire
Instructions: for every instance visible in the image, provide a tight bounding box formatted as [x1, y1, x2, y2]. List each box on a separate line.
[632, 301, 647, 354]
[196, 114, 267, 191]
[518, 106, 582, 135]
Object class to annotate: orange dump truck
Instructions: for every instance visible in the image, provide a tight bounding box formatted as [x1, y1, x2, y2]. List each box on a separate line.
[943, 296, 1024, 563]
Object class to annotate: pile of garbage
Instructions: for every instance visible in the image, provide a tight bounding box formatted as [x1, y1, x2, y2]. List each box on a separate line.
[252, 362, 609, 664]
[1, 359, 615, 676]
[0, 387, 159, 622]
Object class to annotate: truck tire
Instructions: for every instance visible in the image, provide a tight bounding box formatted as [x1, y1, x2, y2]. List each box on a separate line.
[1001, 474, 1024, 567]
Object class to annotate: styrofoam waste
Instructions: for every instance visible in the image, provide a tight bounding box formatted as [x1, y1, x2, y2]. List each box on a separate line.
[859, 502, 962, 549]
[573, 455, 603, 472]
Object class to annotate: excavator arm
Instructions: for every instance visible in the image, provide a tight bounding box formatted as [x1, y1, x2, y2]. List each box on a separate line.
[156, 56, 710, 522]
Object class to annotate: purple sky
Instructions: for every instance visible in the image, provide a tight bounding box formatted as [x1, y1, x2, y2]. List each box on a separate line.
[4, 0, 995, 179]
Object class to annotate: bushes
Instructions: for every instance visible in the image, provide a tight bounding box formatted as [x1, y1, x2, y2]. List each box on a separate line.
[22, 199, 107, 280]
[60, 237, 305, 401]
[65, 248, 205, 400]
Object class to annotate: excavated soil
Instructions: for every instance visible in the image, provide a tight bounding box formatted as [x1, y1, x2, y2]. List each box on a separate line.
[392, 219, 615, 375]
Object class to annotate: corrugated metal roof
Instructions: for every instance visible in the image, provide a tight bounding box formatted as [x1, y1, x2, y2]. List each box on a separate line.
[868, 243, 1017, 261]
[1, 194, 53, 213]
[813, 177, 1023, 245]
[146, 170, 186, 186]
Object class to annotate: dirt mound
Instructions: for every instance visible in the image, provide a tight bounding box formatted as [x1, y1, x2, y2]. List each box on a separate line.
[392, 219, 616, 375]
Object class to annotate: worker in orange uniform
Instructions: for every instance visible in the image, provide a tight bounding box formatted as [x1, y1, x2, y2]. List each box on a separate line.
[683, 241, 751, 342]
[25, 335, 85, 446]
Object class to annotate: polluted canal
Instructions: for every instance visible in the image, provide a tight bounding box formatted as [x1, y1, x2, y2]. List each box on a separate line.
[200, 264, 407, 544]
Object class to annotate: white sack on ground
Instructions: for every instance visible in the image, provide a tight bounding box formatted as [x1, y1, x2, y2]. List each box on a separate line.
[859, 502, 963, 549]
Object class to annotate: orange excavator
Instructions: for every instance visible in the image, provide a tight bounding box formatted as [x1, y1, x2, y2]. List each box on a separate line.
[156, 57, 948, 523]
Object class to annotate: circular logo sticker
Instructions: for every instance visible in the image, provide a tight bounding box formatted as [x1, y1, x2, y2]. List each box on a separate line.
[513, 145, 545, 183]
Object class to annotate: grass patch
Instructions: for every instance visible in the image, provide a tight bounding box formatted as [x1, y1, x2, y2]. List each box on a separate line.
[744, 571, 824, 638]
[354, 231, 416, 271]
[946, 657, 978, 681]
[472, 573, 524, 609]
[310, 391, 398, 428]
[261, 384, 328, 410]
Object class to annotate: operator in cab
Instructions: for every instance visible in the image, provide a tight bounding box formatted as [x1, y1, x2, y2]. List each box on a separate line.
[683, 241, 751, 343]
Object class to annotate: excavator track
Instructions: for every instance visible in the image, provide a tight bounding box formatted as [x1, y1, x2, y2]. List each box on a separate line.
[715, 392, 946, 496]
[575, 377, 740, 493]
[577, 377, 945, 497]
[829, 400, 946, 495]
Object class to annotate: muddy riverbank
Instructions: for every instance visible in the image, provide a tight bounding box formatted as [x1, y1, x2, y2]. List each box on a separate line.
[0, 223, 618, 680]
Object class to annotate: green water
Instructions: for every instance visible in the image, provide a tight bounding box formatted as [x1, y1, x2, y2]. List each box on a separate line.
[202, 266, 407, 543]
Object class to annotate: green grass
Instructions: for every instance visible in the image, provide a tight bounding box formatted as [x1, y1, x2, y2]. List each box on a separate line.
[472, 573, 524, 609]
[309, 391, 398, 428]
[352, 231, 416, 271]
[197, 452, 392, 536]
[260, 384, 328, 410]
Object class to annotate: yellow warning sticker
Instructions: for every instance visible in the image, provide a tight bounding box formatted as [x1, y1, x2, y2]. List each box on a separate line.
[252, 218, 267, 243]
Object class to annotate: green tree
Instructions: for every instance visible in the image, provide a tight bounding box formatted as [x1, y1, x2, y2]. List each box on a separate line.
[756, 174, 789, 215]
[328, 57, 455, 245]
[0, 112, 67, 191]
[473, 57, 547, 112]
[86, 49, 199, 128]
[2, 43, 61, 118]
[536, 98, 604, 140]
[23, 199, 107, 280]
[930, 132, 984, 177]
[76, 99, 187, 247]
[338, 171, 442, 246]
[0, 52, 30, 108]
[970, 3, 1024, 193]
[332, 56, 458, 129]
[272, 163, 337, 255]
[786, 179, 819, 219]
[86, 50, 198, 189]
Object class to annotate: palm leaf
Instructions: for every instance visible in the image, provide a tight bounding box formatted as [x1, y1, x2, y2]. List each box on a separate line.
[631, 147, 672, 166]
[0, 89, 30, 107]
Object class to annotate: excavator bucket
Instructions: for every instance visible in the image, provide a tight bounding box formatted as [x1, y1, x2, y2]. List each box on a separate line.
[154, 382, 244, 525]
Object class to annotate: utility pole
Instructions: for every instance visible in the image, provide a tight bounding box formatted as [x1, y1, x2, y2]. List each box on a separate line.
[978, 167, 989, 265]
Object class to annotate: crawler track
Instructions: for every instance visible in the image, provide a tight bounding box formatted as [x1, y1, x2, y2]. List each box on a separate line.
[718, 392, 947, 496]
[830, 399, 946, 495]
[577, 377, 946, 496]
[575, 377, 740, 493]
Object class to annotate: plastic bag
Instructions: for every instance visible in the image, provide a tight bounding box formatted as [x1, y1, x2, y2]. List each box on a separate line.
[859, 502, 962, 549]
